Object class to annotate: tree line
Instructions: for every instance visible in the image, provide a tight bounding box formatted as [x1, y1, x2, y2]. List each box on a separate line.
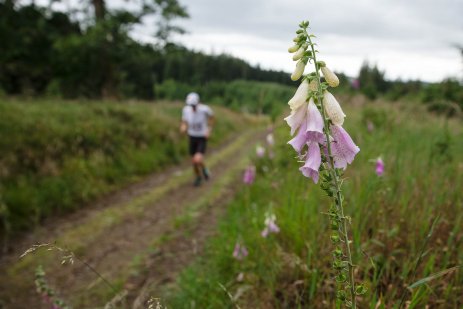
[0, 1, 292, 100]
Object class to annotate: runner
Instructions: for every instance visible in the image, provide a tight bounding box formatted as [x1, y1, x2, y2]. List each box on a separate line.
[180, 92, 214, 186]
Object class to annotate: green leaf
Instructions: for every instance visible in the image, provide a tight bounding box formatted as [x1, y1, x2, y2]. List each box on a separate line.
[408, 266, 460, 289]
[355, 284, 368, 295]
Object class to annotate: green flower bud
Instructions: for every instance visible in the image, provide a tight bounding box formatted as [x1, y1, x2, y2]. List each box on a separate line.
[291, 60, 305, 81]
[288, 44, 299, 53]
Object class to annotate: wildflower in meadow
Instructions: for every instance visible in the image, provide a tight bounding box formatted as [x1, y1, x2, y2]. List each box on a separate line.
[266, 133, 274, 146]
[261, 213, 280, 238]
[330, 125, 360, 169]
[284, 21, 365, 307]
[243, 165, 256, 185]
[375, 157, 384, 176]
[367, 120, 374, 132]
[232, 242, 248, 260]
[256, 145, 266, 158]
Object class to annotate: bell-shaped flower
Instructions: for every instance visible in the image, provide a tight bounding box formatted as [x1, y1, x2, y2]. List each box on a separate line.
[320, 66, 339, 87]
[256, 145, 265, 158]
[306, 98, 325, 143]
[299, 141, 321, 183]
[292, 47, 305, 61]
[291, 60, 306, 81]
[375, 157, 384, 176]
[288, 79, 309, 110]
[284, 102, 307, 135]
[243, 165, 256, 184]
[323, 91, 345, 126]
[232, 242, 248, 260]
[330, 125, 360, 169]
[288, 44, 299, 53]
[266, 133, 274, 146]
[261, 213, 280, 238]
[288, 116, 308, 153]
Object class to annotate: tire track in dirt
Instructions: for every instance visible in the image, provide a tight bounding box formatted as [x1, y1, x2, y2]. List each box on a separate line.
[0, 128, 265, 308]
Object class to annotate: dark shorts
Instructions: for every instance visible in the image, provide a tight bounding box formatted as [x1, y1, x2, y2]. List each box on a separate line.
[189, 136, 207, 156]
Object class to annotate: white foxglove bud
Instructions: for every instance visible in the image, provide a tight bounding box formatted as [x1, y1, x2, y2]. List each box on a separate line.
[288, 79, 309, 110]
[323, 91, 345, 125]
[292, 47, 305, 61]
[321, 66, 339, 87]
[291, 60, 305, 81]
[288, 45, 299, 53]
[309, 79, 319, 92]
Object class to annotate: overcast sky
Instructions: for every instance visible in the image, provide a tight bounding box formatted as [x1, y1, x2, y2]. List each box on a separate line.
[40, 0, 463, 82]
[161, 0, 463, 82]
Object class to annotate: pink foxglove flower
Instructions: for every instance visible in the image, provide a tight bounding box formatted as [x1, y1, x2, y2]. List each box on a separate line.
[306, 98, 325, 143]
[233, 242, 248, 260]
[266, 133, 275, 146]
[284, 103, 307, 136]
[291, 60, 306, 81]
[323, 91, 345, 126]
[367, 120, 374, 132]
[288, 79, 309, 110]
[299, 141, 322, 183]
[375, 158, 384, 176]
[256, 146, 265, 158]
[320, 66, 339, 87]
[288, 116, 308, 153]
[331, 125, 360, 169]
[243, 165, 256, 184]
[261, 213, 280, 238]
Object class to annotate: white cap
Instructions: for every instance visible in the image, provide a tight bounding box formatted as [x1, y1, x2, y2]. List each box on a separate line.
[186, 92, 200, 106]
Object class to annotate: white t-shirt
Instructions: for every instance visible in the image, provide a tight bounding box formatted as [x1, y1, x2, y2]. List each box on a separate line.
[182, 104, 214, 137]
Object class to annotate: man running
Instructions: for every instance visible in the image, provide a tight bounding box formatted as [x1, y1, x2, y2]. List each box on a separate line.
[180, 92, 214, 186]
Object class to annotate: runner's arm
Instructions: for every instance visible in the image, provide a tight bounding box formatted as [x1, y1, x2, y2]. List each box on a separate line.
[180, 120, 188, 134]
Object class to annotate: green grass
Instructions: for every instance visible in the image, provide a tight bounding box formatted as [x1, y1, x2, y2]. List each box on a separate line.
[0, 99, 254, 237]
[168, 100, 463, 308]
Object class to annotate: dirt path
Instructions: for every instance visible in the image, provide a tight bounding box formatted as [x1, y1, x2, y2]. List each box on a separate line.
[0, 128, 265, 309]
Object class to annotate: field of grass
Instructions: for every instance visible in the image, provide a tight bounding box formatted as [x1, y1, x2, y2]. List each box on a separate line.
[167, 100, 463, 308]
[0, 99, 255, 239]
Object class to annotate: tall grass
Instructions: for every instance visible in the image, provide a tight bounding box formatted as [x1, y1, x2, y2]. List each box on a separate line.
[169, 101, 463, 308]
[0, 99, 251, 238]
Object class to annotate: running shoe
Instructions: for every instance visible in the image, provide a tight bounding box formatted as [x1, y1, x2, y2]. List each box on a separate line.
[202, 168, 210, 181]
[194, 176, 202, 187]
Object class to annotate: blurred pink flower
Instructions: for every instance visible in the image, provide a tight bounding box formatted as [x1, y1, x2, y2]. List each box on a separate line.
[330, 125, 360, 169]
[376, 158, 384, 176]
[243, 165, 256, 185]
[367, 120, 374, 132]
[266, 133, 275, 146]
[256, 146, 266, 158]
[261, 213, 280, 238]
[233, 242, 248, 260]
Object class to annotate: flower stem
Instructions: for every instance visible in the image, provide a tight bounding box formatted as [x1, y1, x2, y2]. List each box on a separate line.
[304, 29, 357, 308]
